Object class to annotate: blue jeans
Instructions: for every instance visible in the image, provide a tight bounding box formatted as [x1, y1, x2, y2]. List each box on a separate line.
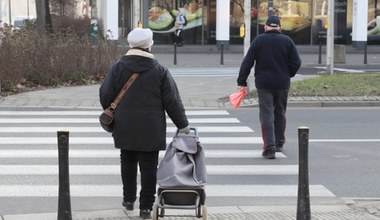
[256, 88, 289, 150]
[120, 150, 159, 210]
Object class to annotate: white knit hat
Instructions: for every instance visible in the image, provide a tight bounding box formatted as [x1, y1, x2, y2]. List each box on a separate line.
[127, 28, 154, 49]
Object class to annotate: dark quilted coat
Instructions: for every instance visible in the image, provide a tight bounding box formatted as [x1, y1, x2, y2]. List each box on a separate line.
[99, 49, 189, 151]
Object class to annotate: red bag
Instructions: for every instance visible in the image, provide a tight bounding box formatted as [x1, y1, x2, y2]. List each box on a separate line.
[229, 89, 247, 109]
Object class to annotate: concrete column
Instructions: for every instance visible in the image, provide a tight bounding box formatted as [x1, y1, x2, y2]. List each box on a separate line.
[216, 0, 230, 49]
[0, 0, 2, 23]
[103, 0, 118, 40]
[326, 0, 334, 74]
[243, 0, 251, 56]
[352, 0, 368, 50]
[132, 0, 141, 29]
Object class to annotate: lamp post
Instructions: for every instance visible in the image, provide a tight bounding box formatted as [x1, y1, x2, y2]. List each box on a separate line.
[27, 0, 30, 18]
[8, 0, 11, 25]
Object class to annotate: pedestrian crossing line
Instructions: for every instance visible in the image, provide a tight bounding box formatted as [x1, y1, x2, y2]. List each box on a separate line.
[3, 137, 379, 144]
[0, 185, 335, 197]
[0, 149, 286, 158]
[309, 139, 380, 142]
[0, 164, 294, 175]
[0, 137, 264, 145]
[0, 110, 230, 116]
[0, 126, 254, 133]
[0, 118, 240, 124]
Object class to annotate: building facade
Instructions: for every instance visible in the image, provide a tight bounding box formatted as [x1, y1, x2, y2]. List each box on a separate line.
[91, 0, 378, 45]
[2, 0, 379, 45]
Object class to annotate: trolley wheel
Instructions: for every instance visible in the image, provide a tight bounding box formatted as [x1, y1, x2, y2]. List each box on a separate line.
[201, 205, 208, 220]
[152, 204, 159, 220]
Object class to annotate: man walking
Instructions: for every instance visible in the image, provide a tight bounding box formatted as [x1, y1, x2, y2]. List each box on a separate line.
[174, 8, 186, 46]
[236, 15, 301, 159]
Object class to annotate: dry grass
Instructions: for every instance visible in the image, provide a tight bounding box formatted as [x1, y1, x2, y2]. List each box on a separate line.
[290, 73, 380, 97]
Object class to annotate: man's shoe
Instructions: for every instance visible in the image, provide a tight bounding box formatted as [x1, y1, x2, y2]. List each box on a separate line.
[276, 144, 283, 152]
[262, 147, 276, 159]
[122, 201, 134, 211]
[139, 209, 151, 219]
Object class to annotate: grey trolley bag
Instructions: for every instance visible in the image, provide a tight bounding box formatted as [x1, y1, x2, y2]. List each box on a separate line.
[154, 127, 207, 219]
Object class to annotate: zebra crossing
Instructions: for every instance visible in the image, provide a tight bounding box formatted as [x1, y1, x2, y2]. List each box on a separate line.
[0, 109, 335, 203]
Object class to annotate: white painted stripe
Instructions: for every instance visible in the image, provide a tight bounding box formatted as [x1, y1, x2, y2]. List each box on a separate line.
[0, 185, 335, 197]
[0, 165, 295, 175]
[0, 110, 229, 116]
[310, 139, 380, 142]
[0, 150, 284, 158]
[315, 66, 363, 73]
[0, 118, 239, 124]
[0, 126, 253, 133]
[4, 137, 380, 144]
[0, 137, 263, 144]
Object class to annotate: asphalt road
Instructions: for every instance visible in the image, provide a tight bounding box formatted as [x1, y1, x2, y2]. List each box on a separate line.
[0, 106, 379, 215]
[230, 107, 380, 198]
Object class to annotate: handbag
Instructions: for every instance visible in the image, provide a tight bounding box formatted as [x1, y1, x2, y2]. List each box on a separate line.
[99, 73, 139, 132]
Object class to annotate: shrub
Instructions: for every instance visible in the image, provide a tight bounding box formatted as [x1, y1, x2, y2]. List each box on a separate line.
[0, 18, 118, 94]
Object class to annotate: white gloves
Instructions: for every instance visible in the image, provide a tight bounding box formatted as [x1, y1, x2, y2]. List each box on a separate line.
[178, 126, 190, 134]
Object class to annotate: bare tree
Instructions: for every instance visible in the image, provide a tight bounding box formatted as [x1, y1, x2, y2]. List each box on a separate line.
[50, 0, 78, 17]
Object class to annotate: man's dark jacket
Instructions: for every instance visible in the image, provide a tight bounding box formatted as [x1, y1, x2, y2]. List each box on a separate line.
[99, 49, 188, 151]
[237, 29, 301, 89]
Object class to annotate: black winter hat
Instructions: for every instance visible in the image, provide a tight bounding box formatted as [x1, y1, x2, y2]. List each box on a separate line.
[266, 15, 281, 27]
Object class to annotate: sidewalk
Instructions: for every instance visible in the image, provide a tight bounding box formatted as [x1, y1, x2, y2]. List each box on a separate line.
[2, 200, 380, 219]
[1, 45, 380, 108]
[1, 46, 380, 219]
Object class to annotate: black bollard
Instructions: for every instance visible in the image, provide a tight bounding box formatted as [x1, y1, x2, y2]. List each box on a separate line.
[220, 43, 224, 65]
[297, 126, 311, 220]
[364, 43, 368, 65]
[174, 43, 177, 65]
[57, 130, 72, 220]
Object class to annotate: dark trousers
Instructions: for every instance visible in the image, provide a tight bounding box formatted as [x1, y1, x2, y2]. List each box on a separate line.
[256, 88, 289, 150]
[174, 29, 183, 44]
[120, 150, 159, 210]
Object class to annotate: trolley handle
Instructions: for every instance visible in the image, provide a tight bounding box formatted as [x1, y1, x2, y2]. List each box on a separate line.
[175, 127, 198, 137]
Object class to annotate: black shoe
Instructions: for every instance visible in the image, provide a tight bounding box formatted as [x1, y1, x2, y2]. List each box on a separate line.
[122, 201, 134, 211]
[139, 209, 151, 219]
[177, 43, 183, 47]
[262, 147, 276, 159]
[276, 144, 283, 152]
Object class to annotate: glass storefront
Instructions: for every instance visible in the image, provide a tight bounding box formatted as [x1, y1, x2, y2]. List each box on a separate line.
[146, 0, 204, 44]
[123, 0, 380, 45]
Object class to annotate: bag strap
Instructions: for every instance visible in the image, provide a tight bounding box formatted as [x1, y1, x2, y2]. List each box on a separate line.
[110, 72, 139, 110]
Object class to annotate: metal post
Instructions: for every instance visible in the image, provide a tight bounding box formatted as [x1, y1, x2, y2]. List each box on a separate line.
[220, 43, 224, 65]
[297, 126, 311, 220]
[174, 43, 177, 65]
[318, 41, 322, 64]
[268, 0, 273, 16]
[57, 130, 72, 220]
[8, 0, 12, 25]
[27, 0, 30, 19]
[364, 42, 368, 64]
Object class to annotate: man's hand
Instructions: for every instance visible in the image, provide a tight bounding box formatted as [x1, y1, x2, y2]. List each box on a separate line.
[237, 86, 247, 92]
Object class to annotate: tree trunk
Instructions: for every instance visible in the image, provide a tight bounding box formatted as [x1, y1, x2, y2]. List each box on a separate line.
[35, 0, 53, 32]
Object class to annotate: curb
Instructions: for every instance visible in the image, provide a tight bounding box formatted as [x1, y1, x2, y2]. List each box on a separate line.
[2, 204, 380, 220]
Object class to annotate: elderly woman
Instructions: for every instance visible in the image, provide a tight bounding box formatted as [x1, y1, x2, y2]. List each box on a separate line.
[99, 28, 189, 219]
